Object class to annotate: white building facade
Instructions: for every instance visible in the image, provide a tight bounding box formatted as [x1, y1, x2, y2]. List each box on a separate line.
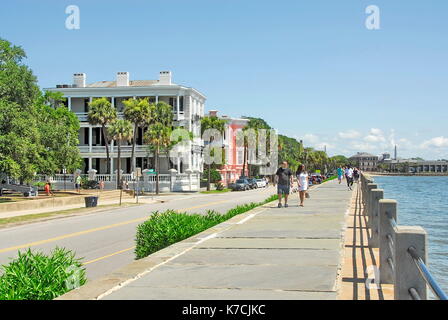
[46, 71, 205, 178]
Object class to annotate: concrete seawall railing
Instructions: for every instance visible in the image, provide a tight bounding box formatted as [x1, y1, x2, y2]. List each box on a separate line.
[361, 173, 447, 300]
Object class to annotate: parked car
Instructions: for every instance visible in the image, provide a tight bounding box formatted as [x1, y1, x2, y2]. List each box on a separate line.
[309, 173, 323, 185]
[248, 178, 258, 189]
[231, 179, 251, 191]
[256, 179, 267, 188]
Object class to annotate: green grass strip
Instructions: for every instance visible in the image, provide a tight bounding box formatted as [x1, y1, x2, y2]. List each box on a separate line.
[135, 194, 278, 259]
[0, 248, 86, 300]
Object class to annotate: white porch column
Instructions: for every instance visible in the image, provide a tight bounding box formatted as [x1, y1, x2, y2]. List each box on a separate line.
[89, 127, 93, 153]
[111, 97, 115, 108]
[176, 95, 180, 119]
[177, 158, 181, 173]
[155, 95, 159, 103]
[88, 157, 92, 170]
[68, 97, 72, 111]
[110, 157, 114, 176]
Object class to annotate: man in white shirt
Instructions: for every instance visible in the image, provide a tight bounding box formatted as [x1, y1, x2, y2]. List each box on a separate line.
[345, 166, 354, 190]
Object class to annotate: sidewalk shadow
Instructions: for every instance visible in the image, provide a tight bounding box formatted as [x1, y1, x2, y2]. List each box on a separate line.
[341, 184, 388, 300]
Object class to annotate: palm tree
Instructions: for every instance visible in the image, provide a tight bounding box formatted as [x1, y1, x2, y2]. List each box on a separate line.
[201, 115, 227, 191]
[88, 97, 117, 174]
[143, 102, 173, 195]
[241, 118, 267, 178]
[108, 119, 134, 189]
[123, 97, 151, 173]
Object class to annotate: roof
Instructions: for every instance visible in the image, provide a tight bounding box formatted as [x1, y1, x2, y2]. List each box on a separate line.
[86, 80, 160, 88]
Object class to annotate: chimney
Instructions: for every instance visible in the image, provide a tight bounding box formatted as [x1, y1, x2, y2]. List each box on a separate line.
[116, 72, 129, 86]
[73, 73, 86, 88]
[159, 71, 172, 85]
[209, 110, 218, 117]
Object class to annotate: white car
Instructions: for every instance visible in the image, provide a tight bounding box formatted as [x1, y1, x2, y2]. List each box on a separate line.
[256, 179, 267, 188]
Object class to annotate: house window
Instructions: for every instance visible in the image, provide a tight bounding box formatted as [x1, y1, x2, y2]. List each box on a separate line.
[237, 150, 243, 165]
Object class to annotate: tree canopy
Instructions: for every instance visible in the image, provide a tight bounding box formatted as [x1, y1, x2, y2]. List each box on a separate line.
[0, 38, 81, 182]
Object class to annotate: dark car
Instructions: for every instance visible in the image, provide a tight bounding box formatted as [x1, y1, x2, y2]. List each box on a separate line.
[247, 178, 258, 189]
[231, 179, 251, 191]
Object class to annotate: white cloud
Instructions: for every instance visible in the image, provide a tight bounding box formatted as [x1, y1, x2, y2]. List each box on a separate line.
[338, 130, 360, 139]
[421, 137, 448, 149]
[364, 128, 386, 143]
[303, 133, 319, 144]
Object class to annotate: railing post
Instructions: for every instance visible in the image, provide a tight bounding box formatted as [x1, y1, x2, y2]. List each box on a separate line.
[379, 199, 397, 284]
[369, 189, 383, 248]
[394, 226, 427, 300]
[366, 183, 377, 227]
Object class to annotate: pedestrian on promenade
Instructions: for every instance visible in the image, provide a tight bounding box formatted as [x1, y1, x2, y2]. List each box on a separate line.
[296, 164, 309, 207]
[99, 180, 105, 191]
[337, 166, 344, 184]
[75, 175, 82, 193]
[353, 167, 360, 183]
[275, 161, 293, 208]
[345, 165, 354, 190]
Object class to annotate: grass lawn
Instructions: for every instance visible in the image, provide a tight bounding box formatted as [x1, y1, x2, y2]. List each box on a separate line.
[200, 188, 232, 194]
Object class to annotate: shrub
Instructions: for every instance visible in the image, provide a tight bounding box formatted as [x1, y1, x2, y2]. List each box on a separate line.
[81, 178, 98, 189]
[135, 194, 278, 259]
[0, 247, 86, 300]
[215, 182, 225, 191]
[33, 182, 46, 188]
[202, 168, 222, 183]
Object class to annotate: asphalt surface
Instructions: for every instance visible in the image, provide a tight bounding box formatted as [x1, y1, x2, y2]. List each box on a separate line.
[0, 187, 275, 280]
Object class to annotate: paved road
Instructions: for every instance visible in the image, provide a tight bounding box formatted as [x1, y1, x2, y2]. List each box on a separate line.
[0, 187, 275, 280]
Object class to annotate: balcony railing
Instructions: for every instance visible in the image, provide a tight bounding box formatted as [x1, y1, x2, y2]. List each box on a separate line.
[76, 111, 186, 122]
[78, 144, 150, 154]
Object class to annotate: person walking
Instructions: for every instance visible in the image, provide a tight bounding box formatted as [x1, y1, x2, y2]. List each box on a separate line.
[345, 165, 354, 190]
[296, 164, 309, 207]
[75, 175, 82, 193]
[275, 161, 293, 208]
[44, 182, 54, 196]
[353, 167, 360, 183]
[337, 166, 344, 184]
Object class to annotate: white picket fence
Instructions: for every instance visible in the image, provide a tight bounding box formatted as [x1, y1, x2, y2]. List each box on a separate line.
[33, 173, 200, 192]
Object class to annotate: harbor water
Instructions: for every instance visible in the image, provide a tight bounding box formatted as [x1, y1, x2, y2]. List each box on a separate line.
[373, 176, 448, 298]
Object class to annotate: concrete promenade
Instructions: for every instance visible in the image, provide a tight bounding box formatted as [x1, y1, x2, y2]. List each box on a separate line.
[90, 179, 354, 300]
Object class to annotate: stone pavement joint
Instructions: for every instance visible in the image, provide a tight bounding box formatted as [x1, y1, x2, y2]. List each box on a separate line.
[58, 179, 354, 300]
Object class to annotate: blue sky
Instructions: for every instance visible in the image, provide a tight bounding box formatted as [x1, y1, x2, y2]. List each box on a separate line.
[1, 0, 447, 159]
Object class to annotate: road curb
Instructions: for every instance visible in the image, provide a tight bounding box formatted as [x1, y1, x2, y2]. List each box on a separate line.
[55, 203, 273, 300]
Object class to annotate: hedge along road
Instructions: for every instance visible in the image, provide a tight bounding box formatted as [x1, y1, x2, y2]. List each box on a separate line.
[0, 186, 276, 280]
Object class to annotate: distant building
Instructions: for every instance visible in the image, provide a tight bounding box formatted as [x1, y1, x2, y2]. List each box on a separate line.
[207, 110, 249, 184]
[350, 152, 378, 172]
[46, 71, 206, 175]
[384, 159, 448, 173]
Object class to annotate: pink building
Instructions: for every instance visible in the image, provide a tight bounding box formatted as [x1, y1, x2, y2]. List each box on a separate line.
[208, 111, 249, 185]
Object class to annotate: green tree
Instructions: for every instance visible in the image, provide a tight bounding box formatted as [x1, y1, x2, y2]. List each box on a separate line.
[123, 97, 151, 173]
[200, 115, 227, 191]
[108, 120, 134, 188]
[88, 97, 117, 174]
[0, 39, 40, 109]
[0, 100, 41, 182]
[0, 39, 81, 182]
[242, 118, 271, 178]
[35, 102, 82, 174]
[144, 102, 173, 195]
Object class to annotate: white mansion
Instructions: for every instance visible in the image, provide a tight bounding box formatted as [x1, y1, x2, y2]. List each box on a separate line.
[46, 71, 206, 177]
